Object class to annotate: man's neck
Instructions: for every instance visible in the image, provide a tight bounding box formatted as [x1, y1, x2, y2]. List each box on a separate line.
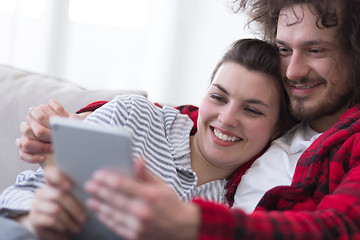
[309, 104, 350, 133]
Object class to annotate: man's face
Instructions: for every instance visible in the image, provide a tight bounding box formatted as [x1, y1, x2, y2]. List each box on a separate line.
[276, 4, 351, 130]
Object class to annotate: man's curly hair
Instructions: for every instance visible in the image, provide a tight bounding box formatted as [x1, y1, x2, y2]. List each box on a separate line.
[233, 0, 360, 105]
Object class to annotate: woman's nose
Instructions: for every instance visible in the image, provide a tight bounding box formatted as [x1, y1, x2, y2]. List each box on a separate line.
[218, 107, 239, 127]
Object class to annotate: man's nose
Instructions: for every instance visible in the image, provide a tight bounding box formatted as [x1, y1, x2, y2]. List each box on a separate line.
[285, 52, 310, 81]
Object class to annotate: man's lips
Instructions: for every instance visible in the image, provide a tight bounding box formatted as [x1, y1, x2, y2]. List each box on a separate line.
[289, 82, 323, 95]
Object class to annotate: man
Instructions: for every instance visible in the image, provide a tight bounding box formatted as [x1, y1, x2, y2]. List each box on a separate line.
[79, 1, 360, 239]
[2, 0, 360, 239]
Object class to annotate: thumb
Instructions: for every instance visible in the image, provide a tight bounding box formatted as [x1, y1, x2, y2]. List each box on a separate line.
[48, 99, 71, 118]
[44, 165, 72, 191]
[134, 158, 163, 184]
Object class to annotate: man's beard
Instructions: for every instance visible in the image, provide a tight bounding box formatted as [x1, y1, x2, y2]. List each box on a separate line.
[285, 76, 353, 122]
[289, 88, 352, 122]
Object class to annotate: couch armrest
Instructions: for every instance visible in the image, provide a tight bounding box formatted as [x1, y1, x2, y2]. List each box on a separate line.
[0, 64, 146, 191]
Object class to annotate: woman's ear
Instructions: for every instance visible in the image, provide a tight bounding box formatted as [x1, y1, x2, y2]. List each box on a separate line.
[271, 128, 282, 141]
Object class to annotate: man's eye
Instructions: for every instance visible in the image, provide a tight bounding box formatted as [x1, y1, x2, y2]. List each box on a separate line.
[278, 46, 292, 56]
[309, 48, 325, 55]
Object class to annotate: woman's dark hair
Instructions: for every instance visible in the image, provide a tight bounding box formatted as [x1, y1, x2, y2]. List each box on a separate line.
[210, 38, 297, 138]
[234, 0, 360, 105]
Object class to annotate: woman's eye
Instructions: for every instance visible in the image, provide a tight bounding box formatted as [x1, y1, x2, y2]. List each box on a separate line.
[245, 107, 263, 116]
[210, 94, 226, 103]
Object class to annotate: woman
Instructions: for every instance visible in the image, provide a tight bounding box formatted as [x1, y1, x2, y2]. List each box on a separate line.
[2, 39, 295, 239]
[82, 38, 293, 204]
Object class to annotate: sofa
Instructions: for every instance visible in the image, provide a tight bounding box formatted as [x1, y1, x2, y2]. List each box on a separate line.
[0, 64, 147, 192]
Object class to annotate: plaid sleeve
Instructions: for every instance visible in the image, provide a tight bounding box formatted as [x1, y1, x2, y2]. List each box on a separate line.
[76, 101, 109, 113]
[193, 164, 360, 240]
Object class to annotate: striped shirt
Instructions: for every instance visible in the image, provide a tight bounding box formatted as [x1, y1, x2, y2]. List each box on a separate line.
[0, 95, 228, 215]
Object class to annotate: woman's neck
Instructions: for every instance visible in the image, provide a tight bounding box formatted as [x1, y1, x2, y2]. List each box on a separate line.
[189, 135, 233, 187]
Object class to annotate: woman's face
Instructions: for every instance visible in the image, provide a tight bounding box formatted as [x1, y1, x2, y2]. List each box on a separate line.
[193, 61, 281, 173]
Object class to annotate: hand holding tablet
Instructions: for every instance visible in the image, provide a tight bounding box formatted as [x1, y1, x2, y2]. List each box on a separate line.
[50, 117, 133, 240]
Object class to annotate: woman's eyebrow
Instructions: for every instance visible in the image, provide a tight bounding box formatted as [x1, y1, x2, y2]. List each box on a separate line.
[212, 83, 228, 95]
[212, 83, 270, 108]
[245, 99, 270, 108]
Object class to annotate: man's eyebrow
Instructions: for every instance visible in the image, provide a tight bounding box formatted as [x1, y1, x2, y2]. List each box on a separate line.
[275, 39, 287, 45]
[276, 38, 334, 47]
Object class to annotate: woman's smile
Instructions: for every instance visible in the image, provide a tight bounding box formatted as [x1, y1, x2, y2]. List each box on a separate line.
[212, 127, 242, 143]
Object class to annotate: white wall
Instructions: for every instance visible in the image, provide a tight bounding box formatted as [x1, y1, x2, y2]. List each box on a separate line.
[0, 0, 255, 107]
[164, 0, 254, 106]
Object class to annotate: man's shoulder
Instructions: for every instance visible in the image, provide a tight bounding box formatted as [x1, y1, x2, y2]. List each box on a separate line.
[274, 122, 306, 144]
[270, 122, 321, 155]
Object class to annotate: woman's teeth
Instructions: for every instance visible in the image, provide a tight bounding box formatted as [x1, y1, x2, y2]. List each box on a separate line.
[213, 128, 242, 142]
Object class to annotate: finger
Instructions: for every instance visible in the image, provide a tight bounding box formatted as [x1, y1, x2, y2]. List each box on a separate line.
[85, 179, 129, 210]
[34, 187, 85, 233]
[29, 106, 51, 128]
[17, 135, 52, 153]
[85, 170, 156, 224]
[59, 193, 87, 227]
[44, 167, 88, 224]
[38, 179, 87, 225]
[39, 104, 67, 123]
[86, 198, 140, 240]
[19, 122, 37, 139]
[91, 170, 140, 197]
[33, 200, 76, 233]
[47, 99, 71, 117]
[27, 116, 52, 142]
[134, 158, 163, 184]
[98, 210, 139, 240]
[98, 213, 138, 240]
[44, 166, 72, 191]
[35, 228, 70, 240]
[18, 149, 46, 164]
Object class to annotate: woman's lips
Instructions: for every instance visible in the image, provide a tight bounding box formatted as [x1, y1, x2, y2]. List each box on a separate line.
[212, 128, 242, 142]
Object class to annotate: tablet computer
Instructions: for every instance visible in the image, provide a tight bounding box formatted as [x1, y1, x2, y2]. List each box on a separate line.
[50, 117, 133, 240]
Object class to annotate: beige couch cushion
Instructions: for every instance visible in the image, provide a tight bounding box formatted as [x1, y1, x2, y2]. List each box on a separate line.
[0, 65, 146, 191]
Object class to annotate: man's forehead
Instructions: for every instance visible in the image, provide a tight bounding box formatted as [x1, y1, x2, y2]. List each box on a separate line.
[278, 4, 316, 27]
[276, 3, 338, 45]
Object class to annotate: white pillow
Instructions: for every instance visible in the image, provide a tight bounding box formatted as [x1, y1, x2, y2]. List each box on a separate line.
[0, 64, 146, 191]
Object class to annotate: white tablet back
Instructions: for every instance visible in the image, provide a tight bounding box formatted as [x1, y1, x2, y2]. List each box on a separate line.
[51, 117, 132, 240]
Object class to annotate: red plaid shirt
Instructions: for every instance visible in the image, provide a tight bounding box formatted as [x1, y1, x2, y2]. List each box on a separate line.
[193, 104, 360, 240]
